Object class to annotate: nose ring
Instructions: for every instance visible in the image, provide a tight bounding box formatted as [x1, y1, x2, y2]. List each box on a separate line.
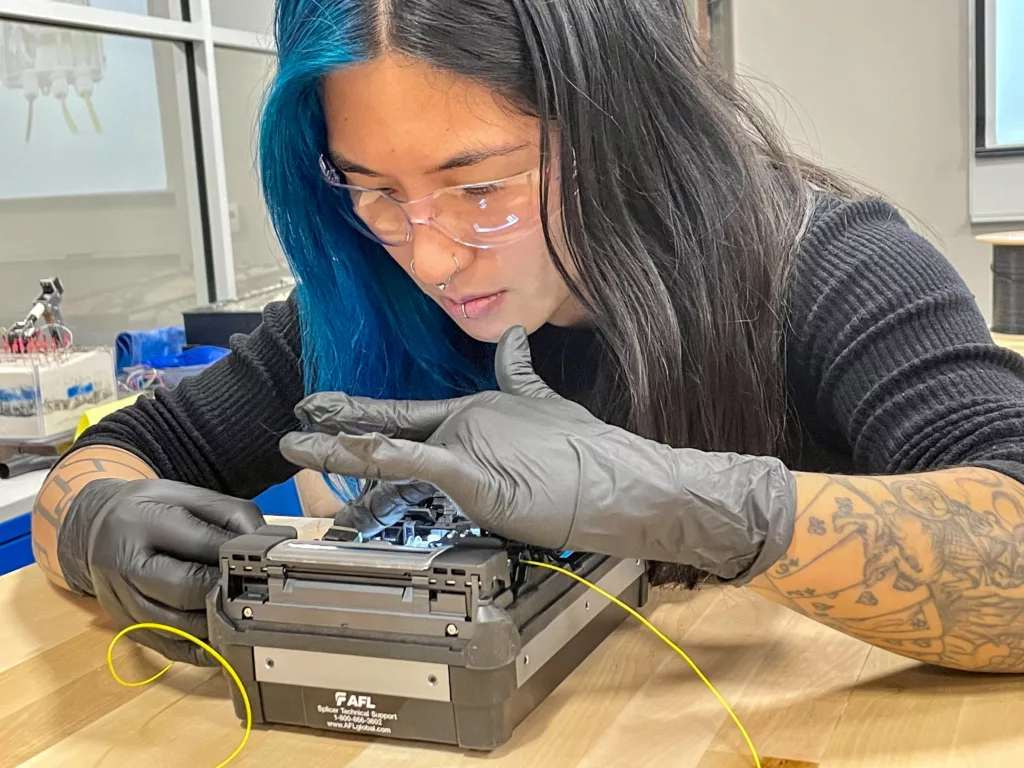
[410, 254, 460, 291]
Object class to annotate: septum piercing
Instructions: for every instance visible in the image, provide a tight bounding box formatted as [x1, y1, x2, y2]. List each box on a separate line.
[410, 254, 460, 291]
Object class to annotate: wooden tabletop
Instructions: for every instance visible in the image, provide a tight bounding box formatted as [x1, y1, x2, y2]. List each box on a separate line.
[3, 519, 1024, 768]
[976, 231, 1024, 247]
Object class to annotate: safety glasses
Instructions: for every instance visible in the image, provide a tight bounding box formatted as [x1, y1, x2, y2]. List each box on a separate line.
[318, 154, 542, 249]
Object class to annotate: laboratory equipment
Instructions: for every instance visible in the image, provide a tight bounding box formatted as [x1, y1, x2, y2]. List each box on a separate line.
[5, 277, 65, 349]
[208, 494, 649, 751]
[0, 3, 107, 143]
[1, 276, 117, 443]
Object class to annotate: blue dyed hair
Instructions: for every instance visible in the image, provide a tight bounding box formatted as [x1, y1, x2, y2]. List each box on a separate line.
[258, 2, 496, 410]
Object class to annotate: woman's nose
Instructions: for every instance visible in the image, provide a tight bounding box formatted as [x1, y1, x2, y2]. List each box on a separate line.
[408, 225, 475, 287]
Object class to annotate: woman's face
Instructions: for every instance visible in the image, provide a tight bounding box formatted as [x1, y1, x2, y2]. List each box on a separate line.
[321, 54, 585, 343]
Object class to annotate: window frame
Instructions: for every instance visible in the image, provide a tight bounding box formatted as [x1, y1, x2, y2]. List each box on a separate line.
[970, 0, 1024, 225]
[0, 0, 277, 303]
[7, 1, 1018, 256]
[974, 0, 1024, 157]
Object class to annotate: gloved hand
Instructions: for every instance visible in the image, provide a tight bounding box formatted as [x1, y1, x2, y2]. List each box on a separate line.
[57, 478, 265, 665]
[328, 479, 437, 537]
[280, 326, 797, 585]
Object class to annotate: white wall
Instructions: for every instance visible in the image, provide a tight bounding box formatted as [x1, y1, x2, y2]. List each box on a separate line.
[210, 0, 276, 34]
[727, 0, 995, 323]
[214, 46, 289, 298]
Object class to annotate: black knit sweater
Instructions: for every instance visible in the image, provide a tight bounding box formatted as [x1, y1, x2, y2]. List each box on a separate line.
[71, 196, 1024, 494]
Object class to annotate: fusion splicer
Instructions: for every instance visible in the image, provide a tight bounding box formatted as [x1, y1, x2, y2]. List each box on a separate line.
[206, 496, 649, 750]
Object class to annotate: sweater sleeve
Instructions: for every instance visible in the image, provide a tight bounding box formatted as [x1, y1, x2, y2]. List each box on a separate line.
[68, 292, 306, 499]
[785, 197, 1024, 486]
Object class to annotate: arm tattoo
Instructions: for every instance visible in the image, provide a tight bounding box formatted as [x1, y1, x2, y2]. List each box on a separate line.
[31, 446, 155, 588]
[758, 467, 1024, 672]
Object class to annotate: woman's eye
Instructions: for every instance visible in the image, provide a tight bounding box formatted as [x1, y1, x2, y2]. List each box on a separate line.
[462, 184, 500, 197]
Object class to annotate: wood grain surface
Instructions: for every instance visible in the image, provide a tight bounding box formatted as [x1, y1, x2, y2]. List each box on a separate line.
[3, 518, 1024, 766]
[976, 231, 1024, 247]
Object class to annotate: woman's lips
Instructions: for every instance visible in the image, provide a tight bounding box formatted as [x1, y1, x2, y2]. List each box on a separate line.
[441, 291, 507, 320]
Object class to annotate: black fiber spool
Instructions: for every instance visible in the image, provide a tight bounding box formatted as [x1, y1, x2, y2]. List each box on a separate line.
[992, 245, 1024, 335]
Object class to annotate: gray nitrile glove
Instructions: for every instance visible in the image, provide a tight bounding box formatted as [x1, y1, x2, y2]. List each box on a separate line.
[280, 326, 796, 584]
[57, 478, 265, 665]
[329, 479, 437, 537]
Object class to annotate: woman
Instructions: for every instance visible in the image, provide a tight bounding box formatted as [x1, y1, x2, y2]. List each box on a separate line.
[33, 0, 1024, 673]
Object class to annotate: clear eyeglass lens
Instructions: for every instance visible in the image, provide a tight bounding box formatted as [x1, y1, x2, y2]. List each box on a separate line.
[432, 181, 535, 246]
[325, 158, 539, 247]
[349, 190, 411, 244]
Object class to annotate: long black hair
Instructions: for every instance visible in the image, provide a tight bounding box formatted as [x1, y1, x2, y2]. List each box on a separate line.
[382, 0, 853, 447]
[386, 0, 854, 584]
[264, 0, 855, 585]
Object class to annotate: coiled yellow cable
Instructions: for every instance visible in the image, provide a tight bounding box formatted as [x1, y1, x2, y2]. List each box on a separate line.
[107, 623, 252, 768]
[107, 561, 760, 768]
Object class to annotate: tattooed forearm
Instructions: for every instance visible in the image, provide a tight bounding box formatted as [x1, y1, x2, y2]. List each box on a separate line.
[30, 446, 156, 589]
[749, 467, 1024, 673]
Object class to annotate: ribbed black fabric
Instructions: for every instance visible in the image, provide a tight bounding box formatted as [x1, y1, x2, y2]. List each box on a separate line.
[783, 196, 1024, 485]
[71, 196, 1024, 495]
[72, 297, 306, 498]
